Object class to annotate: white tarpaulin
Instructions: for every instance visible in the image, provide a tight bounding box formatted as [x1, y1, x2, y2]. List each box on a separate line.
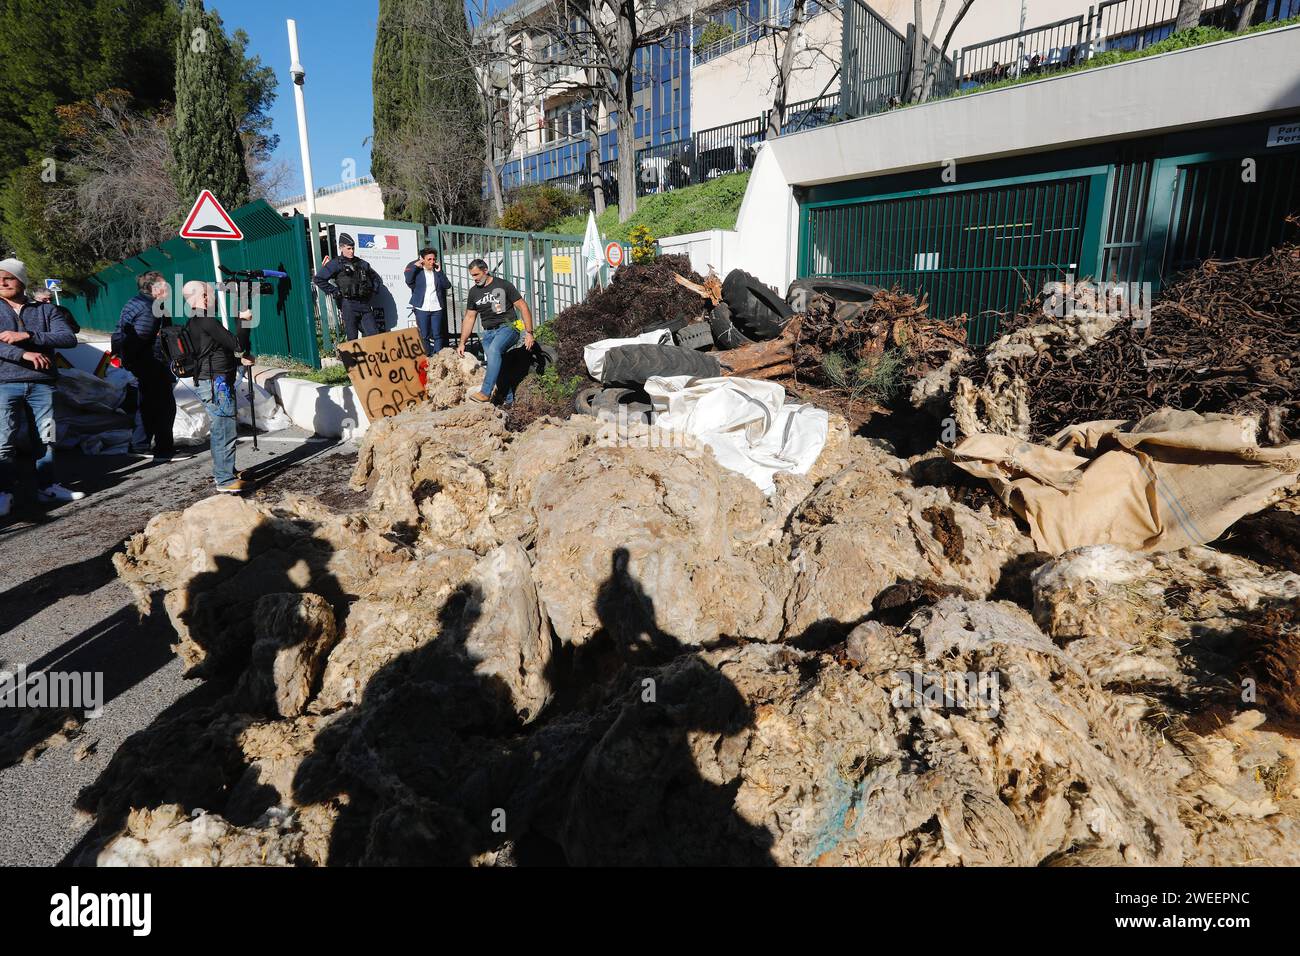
[643, 375, 829, 494]
[172, 381, 212, 446]
[234, 371, 293, 433]
[583, 329, 672, 379]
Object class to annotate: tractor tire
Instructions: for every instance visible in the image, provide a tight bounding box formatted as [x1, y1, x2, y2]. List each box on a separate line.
[722, 269, 792, 340]
[708, 303, 754, 351]
[574, 385, 601, 416]
[600, 343, 721, 387]
[787, 277, 882, 308]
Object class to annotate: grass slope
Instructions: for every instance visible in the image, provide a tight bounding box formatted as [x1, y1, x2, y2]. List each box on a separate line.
[552, 172, 749, 242]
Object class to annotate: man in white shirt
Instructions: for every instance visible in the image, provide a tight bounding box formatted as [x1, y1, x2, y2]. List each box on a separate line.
[403, 247, 452, 355]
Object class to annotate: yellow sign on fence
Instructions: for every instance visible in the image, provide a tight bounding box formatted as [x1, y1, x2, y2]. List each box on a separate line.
[551, 254, 573, 275]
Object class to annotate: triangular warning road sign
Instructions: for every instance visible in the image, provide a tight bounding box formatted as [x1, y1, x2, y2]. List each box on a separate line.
[180, 190, 243, 241]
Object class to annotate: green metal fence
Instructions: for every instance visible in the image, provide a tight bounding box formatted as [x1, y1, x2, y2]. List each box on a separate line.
[61, 200, 320, 368]
[802, 173, 1102, 345]
[428, 224, 632, 335]
[1163, 151, 1300, 274]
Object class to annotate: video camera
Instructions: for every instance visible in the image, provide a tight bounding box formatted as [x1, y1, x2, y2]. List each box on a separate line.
[219, 265, 288, 296]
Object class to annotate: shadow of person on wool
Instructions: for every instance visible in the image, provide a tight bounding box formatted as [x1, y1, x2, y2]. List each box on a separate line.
[524, 546, 777, 866]
[291, 581, 528, 865]
[66, 518, 351, 860]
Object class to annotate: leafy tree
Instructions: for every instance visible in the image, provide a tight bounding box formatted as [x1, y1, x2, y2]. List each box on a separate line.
[0, 0, 178, 256]
[227, 26, 281, 161]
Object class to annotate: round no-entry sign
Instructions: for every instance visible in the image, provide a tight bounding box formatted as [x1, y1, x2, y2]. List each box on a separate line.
[605, 242, 624, 269]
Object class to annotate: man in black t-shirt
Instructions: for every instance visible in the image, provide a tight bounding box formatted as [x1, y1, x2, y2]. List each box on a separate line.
[456, 258, 534, 404]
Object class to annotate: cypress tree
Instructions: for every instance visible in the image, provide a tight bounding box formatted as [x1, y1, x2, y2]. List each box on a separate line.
[170, 0, 250, 216]
[372, 0, 483, 225]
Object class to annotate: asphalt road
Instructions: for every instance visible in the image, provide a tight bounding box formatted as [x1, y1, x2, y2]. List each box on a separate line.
[0, 425, 352, 866]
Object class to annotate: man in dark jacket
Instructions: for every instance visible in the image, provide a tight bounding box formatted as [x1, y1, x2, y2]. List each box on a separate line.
[33, 289, 80, 334]
[313, 233, 385, 342]
[114, 270, 177, 460]
[403, 247, 452, 355]
[0, 258, 82, 518]
[180, 281, 255, 494]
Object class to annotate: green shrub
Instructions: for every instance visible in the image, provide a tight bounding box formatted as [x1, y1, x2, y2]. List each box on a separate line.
[499, 185, 590, 233]
[552, 172, 750, 242]
[822, 348, 908, 406]
[695, 21, 734, 55]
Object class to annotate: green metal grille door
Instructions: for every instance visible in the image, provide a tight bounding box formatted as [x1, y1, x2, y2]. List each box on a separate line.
[1163, 152, 1300, 277]
[804, 177, 1092, 345]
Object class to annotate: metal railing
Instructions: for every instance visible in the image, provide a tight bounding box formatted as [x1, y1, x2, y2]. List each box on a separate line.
[844, 0, 1300, 120]
[694, 1, 834, 65]
[957, 14, 1089, 86]
[782, 91, 845, 133]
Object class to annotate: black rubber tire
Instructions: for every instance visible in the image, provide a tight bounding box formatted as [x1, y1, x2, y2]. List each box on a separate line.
[673, 320, 714, 351]
[531, 343, 559, 372]
[639, 316, 691, 336]
[592, 387, 653, 424]
[574, 385, 601, 416]
[722, 269, 792, 340]
[787, 277, 882, 306]
[600, 343, 721, 386]
[708, 303, 754, 350]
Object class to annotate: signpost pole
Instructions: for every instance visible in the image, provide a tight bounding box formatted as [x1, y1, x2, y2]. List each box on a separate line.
[210, 240, 230, 324]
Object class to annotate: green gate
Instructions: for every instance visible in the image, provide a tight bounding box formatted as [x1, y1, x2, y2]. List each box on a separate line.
[428, 224, 630, 335]
[1162, 151, 1300, 274]
[801, 172, 1105, 345]
[60, 201, 320, 368]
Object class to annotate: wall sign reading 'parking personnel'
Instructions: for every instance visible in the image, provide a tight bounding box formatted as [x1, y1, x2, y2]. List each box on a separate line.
[337, 327, 429, 420]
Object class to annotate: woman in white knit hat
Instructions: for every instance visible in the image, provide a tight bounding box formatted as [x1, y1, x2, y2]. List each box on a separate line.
[0, 258, 83, 518]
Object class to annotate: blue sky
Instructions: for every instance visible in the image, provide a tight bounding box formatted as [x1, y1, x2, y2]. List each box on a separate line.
[217, 0, 380, 197]
[218, 0, 519, 200]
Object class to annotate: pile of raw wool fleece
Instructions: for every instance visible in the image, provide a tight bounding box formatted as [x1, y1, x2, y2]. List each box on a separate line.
[84, 349, 1300, 866]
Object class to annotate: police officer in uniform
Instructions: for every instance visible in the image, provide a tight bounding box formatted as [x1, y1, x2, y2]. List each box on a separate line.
[312, 233, 385, 341]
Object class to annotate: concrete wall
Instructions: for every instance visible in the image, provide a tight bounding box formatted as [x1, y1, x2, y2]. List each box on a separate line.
[689, 9, 843, 132]
[872, 0, 1100, 52]
[276, 181, 385, 220]
[727, 24, 1300, 293]
[767, 24, 1300, 187]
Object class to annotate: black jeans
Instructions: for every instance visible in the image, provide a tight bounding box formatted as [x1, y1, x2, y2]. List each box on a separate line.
[341, 300, 383, 341]
[126, 357, 176, 455]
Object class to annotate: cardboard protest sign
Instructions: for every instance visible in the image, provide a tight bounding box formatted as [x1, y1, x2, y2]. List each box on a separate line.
[337, 327, 429, 420]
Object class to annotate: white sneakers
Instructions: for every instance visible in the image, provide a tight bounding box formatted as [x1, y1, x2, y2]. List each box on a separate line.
[37, 484, 85, 504]
[0, 486, 85, 516]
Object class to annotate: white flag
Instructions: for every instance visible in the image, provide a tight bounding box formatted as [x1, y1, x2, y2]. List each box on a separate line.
[582, 210, 603, 281]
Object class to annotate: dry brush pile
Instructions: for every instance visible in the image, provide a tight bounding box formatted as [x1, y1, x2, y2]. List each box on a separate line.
[64, 349, 1300, 867]
[958, 243, 1300, 443]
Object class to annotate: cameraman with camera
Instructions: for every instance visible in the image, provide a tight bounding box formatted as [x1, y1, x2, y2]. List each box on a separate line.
[312, 233, 385, 341]
[177, 280, 255, 494]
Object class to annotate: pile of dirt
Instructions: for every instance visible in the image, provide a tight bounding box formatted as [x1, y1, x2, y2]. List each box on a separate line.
[53, 265, 1300, 867]
[959, 243, 1300, 443]
[549, 255, 711, 379]
[71, 355, 1300, 867]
